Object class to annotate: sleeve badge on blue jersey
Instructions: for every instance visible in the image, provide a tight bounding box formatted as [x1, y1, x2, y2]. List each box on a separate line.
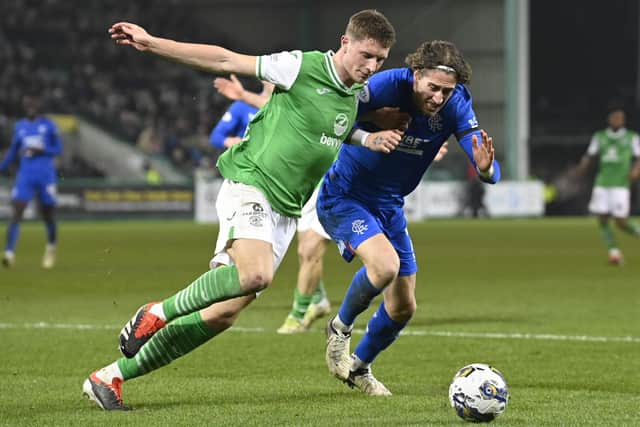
[357, 84, 370, 103]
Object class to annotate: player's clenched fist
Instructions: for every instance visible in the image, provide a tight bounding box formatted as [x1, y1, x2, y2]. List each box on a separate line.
[363, 129, 403, 153]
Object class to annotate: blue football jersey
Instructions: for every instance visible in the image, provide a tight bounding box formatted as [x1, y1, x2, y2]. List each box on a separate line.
[330, 68, 500, 206]
[209, 101, 258, 150]
[0, 117, 62, 174]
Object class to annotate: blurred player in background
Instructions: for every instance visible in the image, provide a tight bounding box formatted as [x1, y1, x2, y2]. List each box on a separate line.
[209, 75, 274, 150]
[212, 74, 331, 334]
[575, 106, 640, 265]
[321, 40, 501, 395]
[0, 91, 62, 269]
[84, 10, 398, 410]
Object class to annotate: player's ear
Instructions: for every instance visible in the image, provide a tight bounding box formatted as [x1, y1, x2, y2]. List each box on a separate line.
[340, 35, 350, 50]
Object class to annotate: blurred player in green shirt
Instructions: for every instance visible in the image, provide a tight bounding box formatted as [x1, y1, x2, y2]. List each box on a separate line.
[576, 106, 640, 265]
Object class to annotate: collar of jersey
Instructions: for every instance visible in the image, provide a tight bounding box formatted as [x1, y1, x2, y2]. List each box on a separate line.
[606, 127, 627, 139]
[324, 51, 364, 94]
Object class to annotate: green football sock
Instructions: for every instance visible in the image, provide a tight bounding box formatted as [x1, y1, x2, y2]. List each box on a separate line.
[619, 221, 640, 237]
[162, 265, 243, 321]
[290, 288, 312, 320]
[599, 222, 617, 250]
[311, 280, 327, 304]
[118, 312, 217, 380]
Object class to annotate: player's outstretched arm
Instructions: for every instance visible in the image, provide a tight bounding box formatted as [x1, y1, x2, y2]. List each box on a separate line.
[630, 158, 640, 181]
[434, 141, 449, 162]
[471, 129, 494, 172]
[361, 107, 411, 131]
[109, 22, 256, 76]
[460, 129, 500, 183]
[213, 74, 270, 109]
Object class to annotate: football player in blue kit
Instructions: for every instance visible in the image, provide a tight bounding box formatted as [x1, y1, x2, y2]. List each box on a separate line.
[209, 76, 274, 150]
[321, 40, 501, 396]
[0, 92, 63, 268]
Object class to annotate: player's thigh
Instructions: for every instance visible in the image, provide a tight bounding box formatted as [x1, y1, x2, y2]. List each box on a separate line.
[35, 174, 57, 207]
[383, 274, 417, 319]
[356, 234, 399, 270]
[298, 187, 330, 240]
[381, 207, 418, 277]
[610, 187, 630, 218]
[317, 191, 385, 263]
[297, 229, 329, 261]
[11, 173, 34, 203]
[212, 180, 296, 277]
[588, 186, 610, 215]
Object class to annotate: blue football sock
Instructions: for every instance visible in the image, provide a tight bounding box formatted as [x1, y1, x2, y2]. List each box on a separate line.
[354, 302, 408, 364]
[5, 222, 20, 252]
[337, 267, 381, 326]
[44, 220, 57, 245]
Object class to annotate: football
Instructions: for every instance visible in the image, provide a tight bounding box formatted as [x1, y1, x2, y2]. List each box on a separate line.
[448, 363, 509, 422]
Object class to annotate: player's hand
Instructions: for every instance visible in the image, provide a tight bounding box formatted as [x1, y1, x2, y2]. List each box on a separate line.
[472, 130, 494, 172]
[434, 141, 449, 162]
[363, 129, 403, 154]
[109, 22, 154, 51]
[23, 148, 44, 157]
[224, 136, 243, 148]
[213, 74, 245, 101]
[367, 107, 411, 131]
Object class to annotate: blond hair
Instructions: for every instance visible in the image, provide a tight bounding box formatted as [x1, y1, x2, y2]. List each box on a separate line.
[345, 9, 396, 48]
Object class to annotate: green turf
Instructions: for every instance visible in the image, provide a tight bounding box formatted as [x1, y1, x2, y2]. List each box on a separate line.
[1, 218, 639, 426]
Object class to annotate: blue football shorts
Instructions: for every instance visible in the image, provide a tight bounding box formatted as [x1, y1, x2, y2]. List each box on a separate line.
[317, 178, 418, 276]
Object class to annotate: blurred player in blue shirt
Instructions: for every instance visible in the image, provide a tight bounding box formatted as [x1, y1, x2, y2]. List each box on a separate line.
[321, 40, 501, 395]
[209, 75, 273, 150]
[0, 92, 63, 268]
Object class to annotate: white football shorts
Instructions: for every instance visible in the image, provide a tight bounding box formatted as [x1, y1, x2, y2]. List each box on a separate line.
[210, 180, 297, 272]
[588, 186, 630, 218]
[297, 187, 330, 239]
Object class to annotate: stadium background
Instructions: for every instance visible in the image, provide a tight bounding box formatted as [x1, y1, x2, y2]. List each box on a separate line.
[1, 1, 640, 426]
[2, 0, 639, 218]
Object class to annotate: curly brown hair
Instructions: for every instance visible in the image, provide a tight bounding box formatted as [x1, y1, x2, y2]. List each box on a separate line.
[405, 40, 471, 84]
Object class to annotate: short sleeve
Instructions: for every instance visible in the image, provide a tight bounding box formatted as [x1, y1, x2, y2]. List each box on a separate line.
[631, 133, 640, 157]
[586, 135, 599, 156]
[256, 50, 303, 91]
[451, 86, 479, 136]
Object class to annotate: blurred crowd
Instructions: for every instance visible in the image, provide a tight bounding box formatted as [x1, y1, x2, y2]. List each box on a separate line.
[0, 0, 235, 176]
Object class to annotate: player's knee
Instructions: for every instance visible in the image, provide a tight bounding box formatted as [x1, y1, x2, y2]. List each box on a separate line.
[614, 218, 627, 229]
[297, 236, 322, 264]
[368, 258, 399, 286]
[239, 270, 273, 293]
[387, 300, 416, 323]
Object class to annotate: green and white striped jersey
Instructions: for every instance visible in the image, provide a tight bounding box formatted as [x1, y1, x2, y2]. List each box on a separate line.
[217, 50, 362, 217]
[587, 127, 640, 187]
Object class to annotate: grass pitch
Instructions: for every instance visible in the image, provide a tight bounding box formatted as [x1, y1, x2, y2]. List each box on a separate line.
[1, 218, 639, 426]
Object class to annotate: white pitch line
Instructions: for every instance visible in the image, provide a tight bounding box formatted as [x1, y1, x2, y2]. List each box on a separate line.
[0, 322, 638, 344]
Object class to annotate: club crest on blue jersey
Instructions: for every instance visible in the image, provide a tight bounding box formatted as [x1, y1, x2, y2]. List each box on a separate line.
[428, 113, 443, 132]
[357, 84, 371, 103]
